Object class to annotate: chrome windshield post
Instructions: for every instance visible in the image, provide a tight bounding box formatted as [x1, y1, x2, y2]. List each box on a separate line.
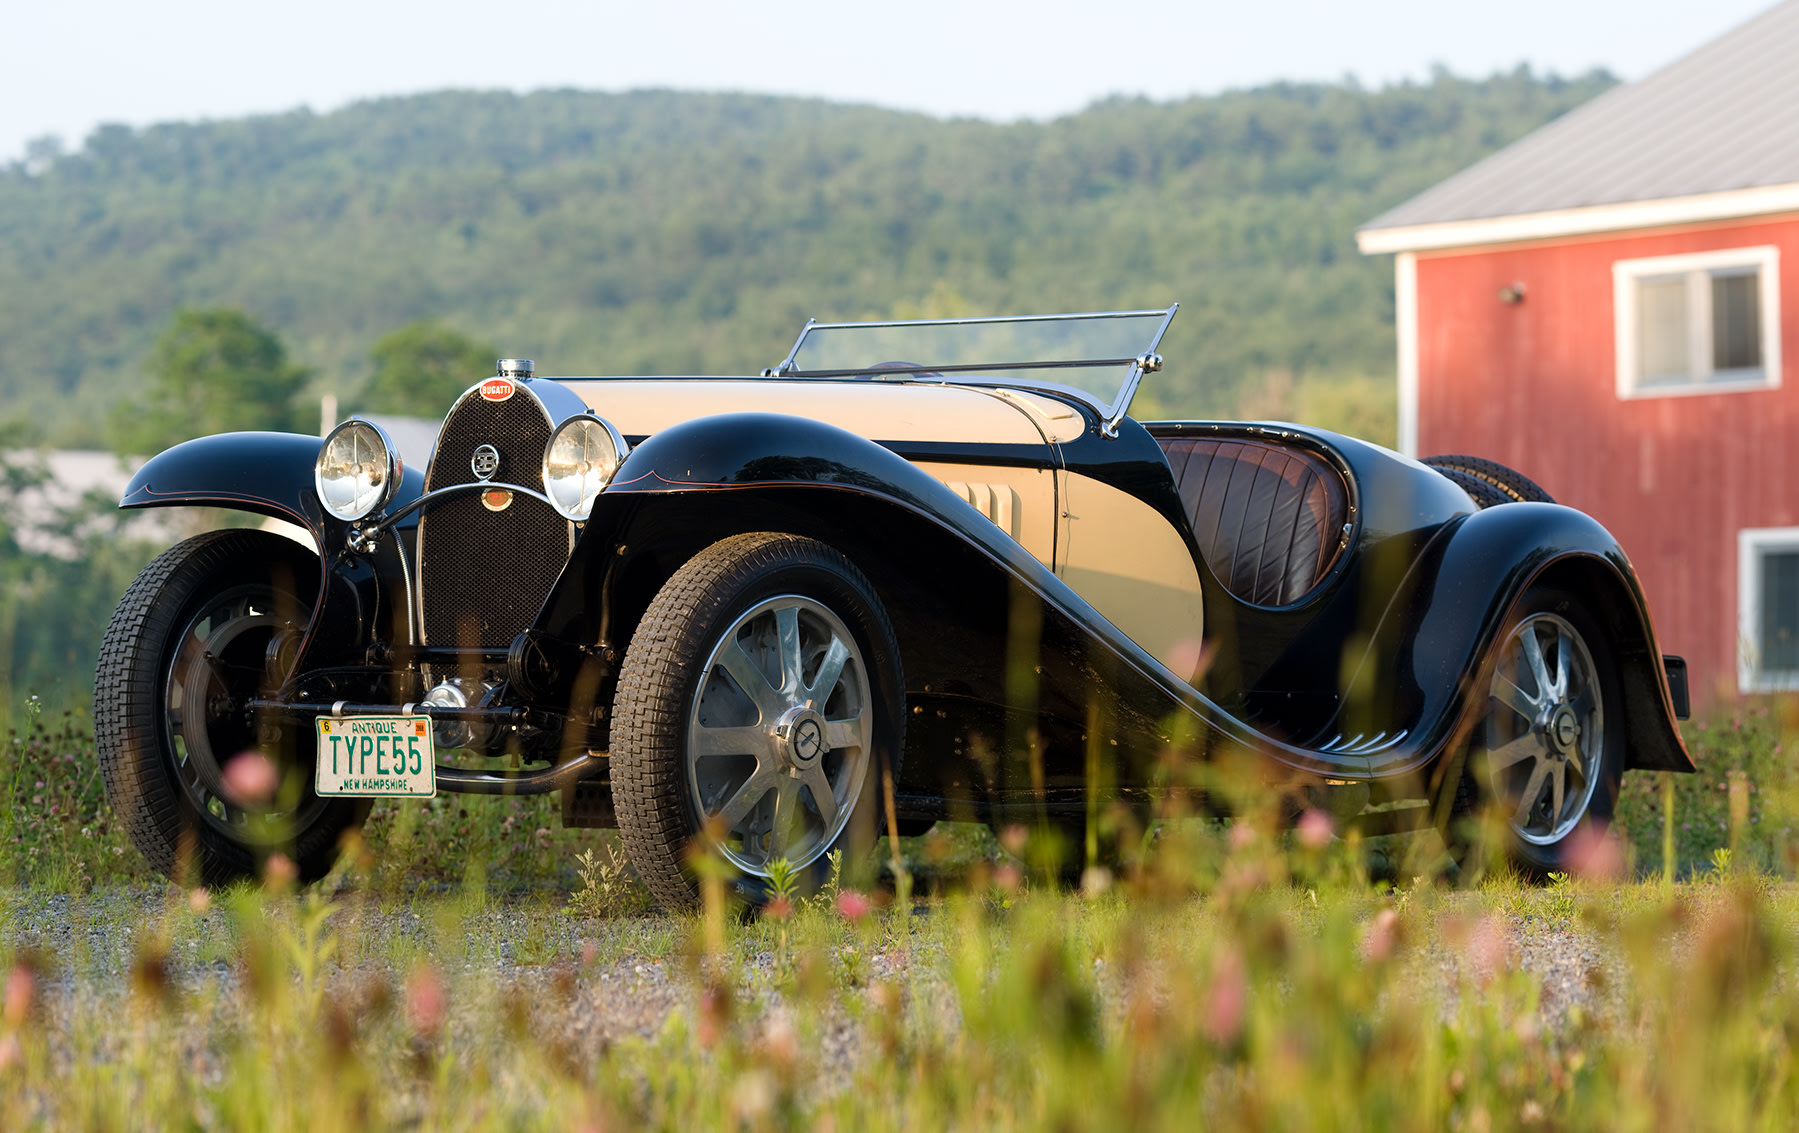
[1102, 351, 1164, 439]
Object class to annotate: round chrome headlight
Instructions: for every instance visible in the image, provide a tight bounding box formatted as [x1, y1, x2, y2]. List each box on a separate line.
[315, 419, 400, 522]
[542, 414, 627, 522]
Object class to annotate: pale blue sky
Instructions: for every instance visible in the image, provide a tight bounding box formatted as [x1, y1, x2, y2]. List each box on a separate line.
[3, 0, 1778, 162]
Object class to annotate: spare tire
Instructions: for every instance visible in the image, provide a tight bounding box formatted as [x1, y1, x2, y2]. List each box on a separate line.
[1423, 454, 1554, 509]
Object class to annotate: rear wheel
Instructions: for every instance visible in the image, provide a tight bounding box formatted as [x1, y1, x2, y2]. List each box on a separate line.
[94, 529, 368, 886]
[610, 533, 905, 910]
[1423, 454, 1554, 508]
[1456, 587, 1623, 876]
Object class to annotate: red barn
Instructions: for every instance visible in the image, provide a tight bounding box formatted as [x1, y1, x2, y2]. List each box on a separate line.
[1357, 0, 1799, 702]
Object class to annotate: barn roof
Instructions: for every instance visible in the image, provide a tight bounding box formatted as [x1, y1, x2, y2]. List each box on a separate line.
[1359, 0, 1799, 253]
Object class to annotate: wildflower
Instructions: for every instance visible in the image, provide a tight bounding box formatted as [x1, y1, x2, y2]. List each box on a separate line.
[1361, 907, 1401, 962]
[999, 824, 1030, 857]
[221, 751, 280, 807]
[405, 965, 447, 1041]
[759, 1011, 800, 1074]
[262, 853, 298, 891]
[834, 889, 871, 920]
[1466, 914, 1511, 984]
[763, 894, 794, 921]
[188, 887, 211, 914]
[1566, 827, 1625, 880]
[3, 965, 34, 1028]
[1201, 948, 1248, 1045]
[992, 863, 1023, 894]
[697, 980, 733, 1048]
[1296, 808, 1334, 850]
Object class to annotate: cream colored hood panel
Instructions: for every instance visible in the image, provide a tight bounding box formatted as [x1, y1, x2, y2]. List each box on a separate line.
[556, 379, 1055, 447]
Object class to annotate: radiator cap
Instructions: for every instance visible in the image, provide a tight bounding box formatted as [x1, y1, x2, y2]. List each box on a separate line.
[496, 358, 534, 378]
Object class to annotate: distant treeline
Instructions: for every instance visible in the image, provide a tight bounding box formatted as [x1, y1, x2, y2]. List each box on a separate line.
[0, 71, 1612, 446]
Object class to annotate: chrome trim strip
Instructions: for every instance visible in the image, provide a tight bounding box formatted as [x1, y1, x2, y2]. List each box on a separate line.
[363, 479, 561, 536]
[394, 515, 419, 646]
[1317, 729, 1410, 756]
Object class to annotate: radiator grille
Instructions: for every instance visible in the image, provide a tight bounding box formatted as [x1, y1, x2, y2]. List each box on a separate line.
[417, 386, 572, 648]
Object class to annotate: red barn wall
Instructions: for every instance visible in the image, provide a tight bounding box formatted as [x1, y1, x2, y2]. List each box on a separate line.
[1414, 213, 1799, 701]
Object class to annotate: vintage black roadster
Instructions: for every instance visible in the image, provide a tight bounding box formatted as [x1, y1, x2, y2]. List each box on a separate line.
[95, 308, 1693, 904]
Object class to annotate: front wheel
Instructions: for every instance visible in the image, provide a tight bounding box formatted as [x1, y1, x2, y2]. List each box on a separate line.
[1456, 588, 1624, 876]
[610, 533, 905, 910]
[94, 529, 369, 886]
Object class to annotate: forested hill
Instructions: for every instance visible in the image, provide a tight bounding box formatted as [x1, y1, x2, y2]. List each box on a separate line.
[0, 72, 1612, 445]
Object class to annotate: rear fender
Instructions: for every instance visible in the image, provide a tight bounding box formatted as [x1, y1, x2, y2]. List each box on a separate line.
[1394, 502, 1693, 776]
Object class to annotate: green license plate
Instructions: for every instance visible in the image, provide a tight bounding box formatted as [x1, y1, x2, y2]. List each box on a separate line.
[315, 716, 437, 797]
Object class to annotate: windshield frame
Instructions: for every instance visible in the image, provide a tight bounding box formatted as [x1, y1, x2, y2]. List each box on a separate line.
[766, 306, 1179, 435]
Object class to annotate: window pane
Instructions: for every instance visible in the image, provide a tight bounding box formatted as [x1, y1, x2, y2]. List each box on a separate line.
[1637, 276, 1689, 383]
[1763, 550, 1799, 675]
[1711, 271, 1762, 371]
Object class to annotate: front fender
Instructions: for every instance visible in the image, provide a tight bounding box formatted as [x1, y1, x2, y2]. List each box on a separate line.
[123, 431, 327, 535]
[1394, 502, 1693, 775]
[121, 430, 427, 663]
[121, 431, 429, 539]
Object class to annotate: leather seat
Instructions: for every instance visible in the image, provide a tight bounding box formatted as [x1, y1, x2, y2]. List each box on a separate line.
[1156, 436, 1348, 606]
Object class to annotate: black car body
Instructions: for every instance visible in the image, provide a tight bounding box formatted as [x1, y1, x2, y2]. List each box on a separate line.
[96, 308, 1693, 902]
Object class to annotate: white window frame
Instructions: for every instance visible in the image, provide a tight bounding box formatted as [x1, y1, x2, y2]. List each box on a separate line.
[1738, 526, 1799, 692]
[1614, 245, 1781, 400]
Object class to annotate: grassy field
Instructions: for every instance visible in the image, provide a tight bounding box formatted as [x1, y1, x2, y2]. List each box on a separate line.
[2, 697, 1798, 1130]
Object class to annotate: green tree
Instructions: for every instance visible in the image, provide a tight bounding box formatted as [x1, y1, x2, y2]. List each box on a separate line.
[108, 308, 309, 456]
[359, 320, 496, 416]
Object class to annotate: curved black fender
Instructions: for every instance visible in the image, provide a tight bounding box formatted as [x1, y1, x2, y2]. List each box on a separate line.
[121, 432, 335, 535]
[534, 413, 1443, 816]
[118, 430, 427, 665]
[1377, 501, 1694, 778]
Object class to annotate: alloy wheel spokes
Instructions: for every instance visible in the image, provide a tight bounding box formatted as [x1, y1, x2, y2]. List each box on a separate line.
[1487, 612, 1605, 846]
[1521, 627, 1553, 705]
[718, 766, 780, 827]
[688, 594, 874, 875]
[716, 638, 788, 721]
[1512, 760, 1551, 827]
[1493, 675, 1539, 721]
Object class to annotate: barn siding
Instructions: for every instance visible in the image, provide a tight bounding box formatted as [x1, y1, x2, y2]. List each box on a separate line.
[1414, 214, 1799, 701]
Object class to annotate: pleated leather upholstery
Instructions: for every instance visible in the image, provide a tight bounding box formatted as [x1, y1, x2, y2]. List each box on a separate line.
[1156, 437, 1348, 606]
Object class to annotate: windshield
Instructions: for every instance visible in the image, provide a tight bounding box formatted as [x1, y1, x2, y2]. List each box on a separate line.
[770, 307, 1178, 424]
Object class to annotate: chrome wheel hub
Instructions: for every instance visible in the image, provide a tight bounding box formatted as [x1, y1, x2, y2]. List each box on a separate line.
[1485, 612, 1604, 846]
[775, 707, 829, 771]
[686, 595, 872, 874]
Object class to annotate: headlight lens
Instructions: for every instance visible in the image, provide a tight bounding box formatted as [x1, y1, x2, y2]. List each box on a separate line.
[315, 419, 400, 521]
[542, 414, 627, 521]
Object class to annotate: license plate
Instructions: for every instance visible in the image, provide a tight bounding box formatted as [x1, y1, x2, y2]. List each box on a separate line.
[315, 716, 437, 797]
